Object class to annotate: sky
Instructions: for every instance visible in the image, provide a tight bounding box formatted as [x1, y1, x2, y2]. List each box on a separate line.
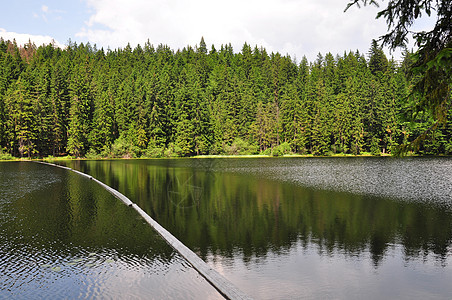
[0, 0, 436, 62]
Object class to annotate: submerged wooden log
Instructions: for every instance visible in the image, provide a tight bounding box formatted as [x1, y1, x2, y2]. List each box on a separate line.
[35, 161, 251, 300]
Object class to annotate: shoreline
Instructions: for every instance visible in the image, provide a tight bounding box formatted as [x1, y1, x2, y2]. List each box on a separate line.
[3, 152, 450, 162]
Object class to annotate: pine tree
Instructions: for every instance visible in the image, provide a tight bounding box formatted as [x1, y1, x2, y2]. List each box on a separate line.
[90, 89, 115, 153]
[368, 39, 389, 76]
[67, 58, 93, 157]
[6, 73, 37, 158]
[49, 58, 70, 156]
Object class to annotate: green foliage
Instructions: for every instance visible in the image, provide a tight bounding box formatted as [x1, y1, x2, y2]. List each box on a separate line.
[368, 40, 388, 76]
[0, 38, 449, 158]
[370, 136, 381, 156]
[224, 138, 259, 155]
[0, 149, 14, 160]
[174, 119, 194, 156]
[111, 136, 140, 158]
[85, 148, 102, 160]
[144, 146, 164, 158]
[164, 143, 182, 158]
[347, 0, 452, 152]
[272, 142, 292, 156]
[144, 141, 165, 158]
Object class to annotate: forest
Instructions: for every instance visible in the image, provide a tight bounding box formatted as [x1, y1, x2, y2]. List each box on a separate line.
[0, 37, 451, 159]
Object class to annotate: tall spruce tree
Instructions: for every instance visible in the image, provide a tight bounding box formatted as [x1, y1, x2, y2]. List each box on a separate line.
[67, 57, 93, 157]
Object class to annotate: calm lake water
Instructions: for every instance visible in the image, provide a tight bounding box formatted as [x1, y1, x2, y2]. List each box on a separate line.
[0, 161, 223, 299]
[56, 157, 452, 299]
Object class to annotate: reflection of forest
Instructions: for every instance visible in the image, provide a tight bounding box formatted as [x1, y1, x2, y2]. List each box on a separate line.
[1, 160, 224, 299]
[3, 162, 176, 260]
[63, 159, 452, 267]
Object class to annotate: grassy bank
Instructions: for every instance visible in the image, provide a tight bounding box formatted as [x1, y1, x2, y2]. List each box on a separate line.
[1, 152, 416, 162]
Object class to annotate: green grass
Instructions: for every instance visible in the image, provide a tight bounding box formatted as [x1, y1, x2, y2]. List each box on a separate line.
[1, 150, 426, 162]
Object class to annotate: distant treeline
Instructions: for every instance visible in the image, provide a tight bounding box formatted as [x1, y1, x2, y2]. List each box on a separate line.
[0, 37, 451, 158]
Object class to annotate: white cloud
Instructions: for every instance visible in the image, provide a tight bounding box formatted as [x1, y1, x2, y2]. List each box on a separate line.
[77, 0, 402, 61]
[4, 0, 434, 61]
[0, 28, 65, 48]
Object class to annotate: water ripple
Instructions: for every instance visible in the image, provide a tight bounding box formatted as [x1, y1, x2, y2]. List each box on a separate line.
[0, 162, 223, 299]
[219, 157, 452, 207]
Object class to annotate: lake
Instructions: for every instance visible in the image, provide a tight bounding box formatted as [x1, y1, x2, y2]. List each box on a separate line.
[0, 161, 223, 299]
[54, 157, 452, 299]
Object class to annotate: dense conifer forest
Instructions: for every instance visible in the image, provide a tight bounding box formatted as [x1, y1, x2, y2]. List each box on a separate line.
[0, 37, 451, 159]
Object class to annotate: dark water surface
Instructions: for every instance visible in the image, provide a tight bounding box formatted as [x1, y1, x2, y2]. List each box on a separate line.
[0, 161, 223, 299]
[57, 157, 452, 299]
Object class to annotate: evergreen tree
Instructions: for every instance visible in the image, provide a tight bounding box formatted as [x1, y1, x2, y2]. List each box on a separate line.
[67, 58, 93, 157]
[368, 39, 388, 76]
[6, 72, 37, 158]
[49, 58, 70, 156]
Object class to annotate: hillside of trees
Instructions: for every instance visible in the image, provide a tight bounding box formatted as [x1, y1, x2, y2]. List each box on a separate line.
[0, 37, 451, 159]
